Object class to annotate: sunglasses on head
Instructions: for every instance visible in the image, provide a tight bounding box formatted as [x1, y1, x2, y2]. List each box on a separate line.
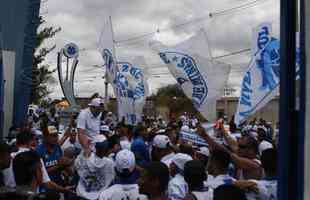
[238, 144, 249, 149]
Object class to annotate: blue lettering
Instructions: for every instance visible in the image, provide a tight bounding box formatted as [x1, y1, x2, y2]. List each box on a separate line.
[177, 57, 188, 69]
[257, 26, 270, 50]
[240, 72, 252, 107]
[191, 75, 203, 86]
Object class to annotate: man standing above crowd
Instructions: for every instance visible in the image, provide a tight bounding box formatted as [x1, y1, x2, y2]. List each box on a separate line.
[77, 98, 104, 150]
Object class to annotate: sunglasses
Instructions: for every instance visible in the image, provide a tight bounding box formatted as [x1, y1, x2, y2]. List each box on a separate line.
[238, 144, 249, 149]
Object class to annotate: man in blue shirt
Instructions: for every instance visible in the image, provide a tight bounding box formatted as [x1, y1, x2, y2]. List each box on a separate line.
[36, 126, 71, 188]
[131, 125, 150, 167]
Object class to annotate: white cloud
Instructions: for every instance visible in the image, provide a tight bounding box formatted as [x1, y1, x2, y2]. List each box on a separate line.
[43, 0, 280, 99]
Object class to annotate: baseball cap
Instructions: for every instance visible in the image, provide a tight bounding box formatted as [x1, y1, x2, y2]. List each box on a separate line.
[153, 135, 171, 149]
[100, 125, 110, 132]
[259, 141, 273, 155]
[115, 149, 136, 173]
[171, 153, 193, 171]
[197, 147, 210, 157]
[88, 98, 104, 107]
[46, 126, 58, 135]
[181, 125, 190, 132]
[94, 134, 108, 148]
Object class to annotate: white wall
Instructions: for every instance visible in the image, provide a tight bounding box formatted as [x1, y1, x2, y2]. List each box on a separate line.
[2, 50, 15, 136]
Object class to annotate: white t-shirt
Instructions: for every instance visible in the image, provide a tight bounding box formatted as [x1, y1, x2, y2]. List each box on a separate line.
[205, 174, 235, 190]
[3, 147, 50, 188]
[77, 108, 102, 140]
[168, 174, 188, 200]
[75, 152, 115, 200]
[161, 152, 175, 168]
[191, 187, 213, 200]
[259, 140, 273, 155]
[99, 184, 147, 200]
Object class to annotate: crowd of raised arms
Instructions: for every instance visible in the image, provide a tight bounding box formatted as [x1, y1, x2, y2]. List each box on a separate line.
[0, 97, 278, 200]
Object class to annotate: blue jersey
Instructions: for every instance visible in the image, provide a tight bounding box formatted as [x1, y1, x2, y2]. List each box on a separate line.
[36, 144, 63, 184]
[131, 137, 150, 167]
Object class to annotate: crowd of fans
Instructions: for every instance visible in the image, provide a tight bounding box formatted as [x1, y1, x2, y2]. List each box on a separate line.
[0, 97, 278, 200]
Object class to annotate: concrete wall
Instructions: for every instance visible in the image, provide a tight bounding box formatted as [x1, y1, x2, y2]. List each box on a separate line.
[217, 97, 279, 125]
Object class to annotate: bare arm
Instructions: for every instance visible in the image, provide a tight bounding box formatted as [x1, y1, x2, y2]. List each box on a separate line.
[196, 125, 230, 153]
[230, 153, 261, 170]
[223, 131, 239, 153]
[78, 128, 90, 150]
[44, 181, 74, 193]
[58, 128, 71, 146]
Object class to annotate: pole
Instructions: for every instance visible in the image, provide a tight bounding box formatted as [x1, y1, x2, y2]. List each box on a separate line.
[278, 0, 298, 199]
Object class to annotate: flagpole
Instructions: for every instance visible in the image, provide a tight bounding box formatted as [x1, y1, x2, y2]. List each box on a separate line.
[104, 16, 117, 109]
[202, 28, 214, 62]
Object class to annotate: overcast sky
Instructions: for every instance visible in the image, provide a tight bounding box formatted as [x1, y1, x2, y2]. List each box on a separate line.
[42, 0, 280, 99]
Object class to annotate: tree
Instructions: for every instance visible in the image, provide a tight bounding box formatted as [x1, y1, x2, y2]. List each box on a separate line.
[31, 16, 61, 104]
[153, 84, 204, 119]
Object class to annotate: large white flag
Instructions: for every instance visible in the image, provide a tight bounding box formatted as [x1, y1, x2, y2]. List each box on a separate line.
[235, 23, 300, 125]
[98, 20, 148, 124]
[150, 29, 230, 121]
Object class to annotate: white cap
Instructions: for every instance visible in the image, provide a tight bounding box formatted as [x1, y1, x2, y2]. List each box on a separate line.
[156, 129, 166, 134]
[115, 149, 136, 173]
[153, 135, 171, 149]
[181, 125, 190, 132]
[171, 153, 193, 171]
[259, 141, 273, 155]
[100, 125, 110, 132]
[197, 147, 210, 157]
[93, 134, 107, 144]
[88, 98, 104, 107]
[120, 140, 131, 150]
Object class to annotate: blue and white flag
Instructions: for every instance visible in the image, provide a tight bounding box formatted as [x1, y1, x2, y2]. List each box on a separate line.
[235, 23, 300, 125]
[150, 29, 230, 121]
[115, 58, 149, 125]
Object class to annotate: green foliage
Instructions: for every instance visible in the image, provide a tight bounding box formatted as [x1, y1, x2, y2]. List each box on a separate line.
[153, 84, 203, 118]
[31, 16, 61, 104]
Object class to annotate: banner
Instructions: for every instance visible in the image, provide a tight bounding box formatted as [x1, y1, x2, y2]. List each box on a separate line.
[150, 29, 230, 121]
[98, 20, 148, 125]
[115, 59, 148, 124]
[235, 23, 300, 125]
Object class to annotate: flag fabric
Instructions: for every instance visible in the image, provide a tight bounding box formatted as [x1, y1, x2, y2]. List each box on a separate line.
[235, 23, 300, 125]
[98, 20, 148, 124]
[116, 59, 148, 124]
[150, 29, 230, 121]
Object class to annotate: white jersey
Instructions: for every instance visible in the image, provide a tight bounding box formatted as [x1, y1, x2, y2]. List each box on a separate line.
[205, 174, 235, 190]
[99, 184, 147, 200]
[168, 174, 188, 200]
[191, 187, 213, 200]
[75, 152, 115, 200]
[245, 179, 277, 200]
